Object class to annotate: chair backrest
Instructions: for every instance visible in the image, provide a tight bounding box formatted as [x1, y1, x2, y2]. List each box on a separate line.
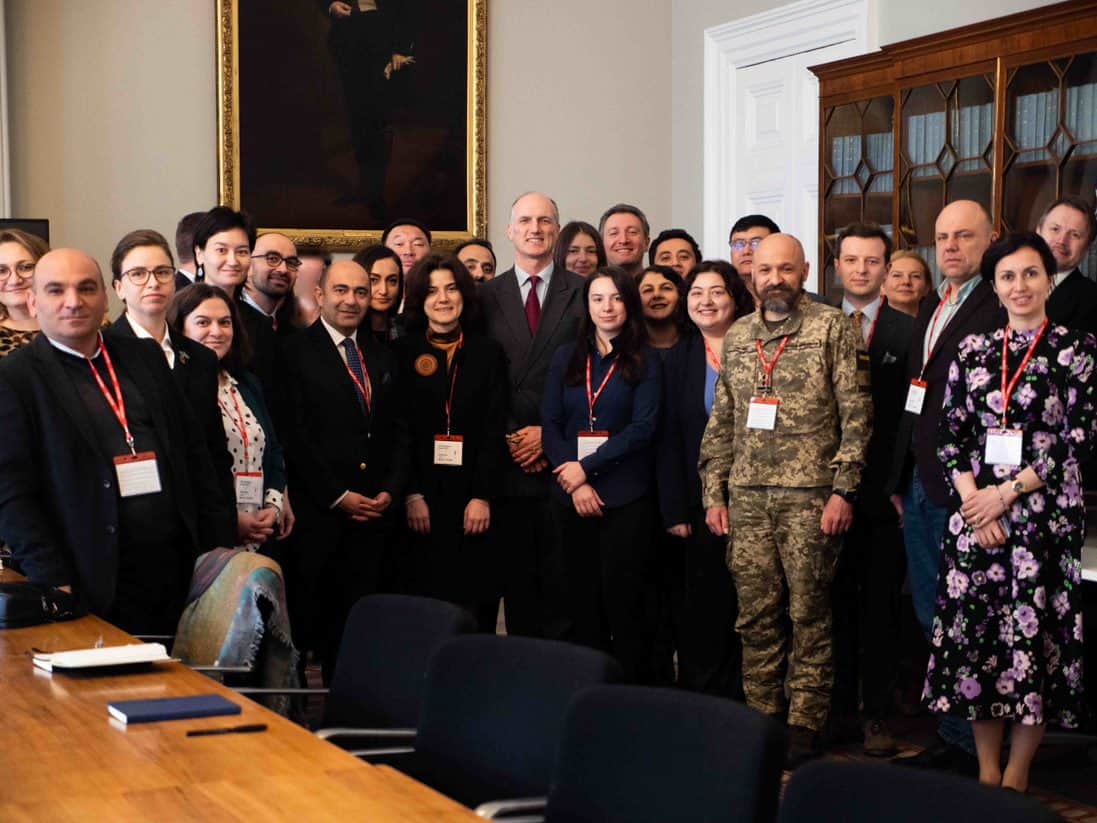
[322, 594, 476, 728]
[778, 760, 1060, 823]
[414, 635, 623, 806]
[545, 685, 786, 823]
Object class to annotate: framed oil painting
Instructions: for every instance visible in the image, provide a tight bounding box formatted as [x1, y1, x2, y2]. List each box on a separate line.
[217, 0, 487, 251]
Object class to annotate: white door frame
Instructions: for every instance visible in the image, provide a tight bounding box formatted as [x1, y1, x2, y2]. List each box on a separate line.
[702, 0, 874, 282]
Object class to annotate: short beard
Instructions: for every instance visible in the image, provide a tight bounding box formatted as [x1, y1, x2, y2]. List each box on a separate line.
[760, 288, 800, 315]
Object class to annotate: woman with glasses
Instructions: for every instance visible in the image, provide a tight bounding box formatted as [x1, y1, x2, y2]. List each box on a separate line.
[0, 228, 49, 357]
[171, 283, 293, 551]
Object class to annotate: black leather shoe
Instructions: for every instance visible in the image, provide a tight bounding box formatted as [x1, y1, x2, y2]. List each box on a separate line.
[892, 736, 978, 777]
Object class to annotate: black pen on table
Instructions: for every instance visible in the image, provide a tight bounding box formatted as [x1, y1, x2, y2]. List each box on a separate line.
[186, 723, 268, 737]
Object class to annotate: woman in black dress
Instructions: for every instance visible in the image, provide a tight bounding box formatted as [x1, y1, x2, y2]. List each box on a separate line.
[395, 253, 509, 630]
[924, 233, 1095, 792]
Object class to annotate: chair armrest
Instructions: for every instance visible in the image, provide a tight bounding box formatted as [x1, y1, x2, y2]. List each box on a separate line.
[315, 727, 416, 742]
[474, 797, 547, 820]
[232, 687, 330, 696]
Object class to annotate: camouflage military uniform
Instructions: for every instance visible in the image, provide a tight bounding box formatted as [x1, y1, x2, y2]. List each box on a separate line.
[698, 297, 871, 731]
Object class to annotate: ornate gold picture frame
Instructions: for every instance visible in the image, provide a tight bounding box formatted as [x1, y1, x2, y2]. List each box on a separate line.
[217, 0, 487, 252]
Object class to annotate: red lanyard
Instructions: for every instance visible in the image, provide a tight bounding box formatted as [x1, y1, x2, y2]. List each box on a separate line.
[344, 344, 373, 412]
[999, 319, 1048, 427]
[755, 335, 790, 392]
[704, 338, 722, 373]
[921, 286, 953, 378]
[443, 334, 464, 434]
[585, 354, 618, 430]
[85, 337, 135, 455]
[218, 383, 252, 469]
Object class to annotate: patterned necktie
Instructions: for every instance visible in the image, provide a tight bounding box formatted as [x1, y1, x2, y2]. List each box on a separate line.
[851, 309, 865, 343]
[343, 338, 369, 413]
[525, 275, 541, 336]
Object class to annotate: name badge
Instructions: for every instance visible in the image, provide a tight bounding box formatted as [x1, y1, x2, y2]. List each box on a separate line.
[905, 379, 927, 414]
[577, 430, 609, 460]
[985, 428, 1023, 467]
[746, 397, 779, 430]
[434, 434, 464, 466]
[113, 452, 162, 498]
[235, 471, 264, 506]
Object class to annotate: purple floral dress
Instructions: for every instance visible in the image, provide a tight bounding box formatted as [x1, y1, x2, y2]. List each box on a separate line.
[923, 324, 1095, 727]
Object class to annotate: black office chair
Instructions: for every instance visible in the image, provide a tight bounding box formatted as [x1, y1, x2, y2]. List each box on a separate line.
[373, 635, 623, 809]
[778, 759, 1060, 823]
[238, 594, 476, 749]
[479, 685, 786, 822]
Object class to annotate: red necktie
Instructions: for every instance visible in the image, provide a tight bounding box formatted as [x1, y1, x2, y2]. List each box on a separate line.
[525, 275, 541, 336]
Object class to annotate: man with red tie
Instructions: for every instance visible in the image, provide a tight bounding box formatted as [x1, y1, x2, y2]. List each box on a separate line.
[480, 192, 585, 638]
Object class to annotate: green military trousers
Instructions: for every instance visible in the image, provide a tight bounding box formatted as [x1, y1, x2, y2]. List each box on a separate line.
[727, 486, 840, 731]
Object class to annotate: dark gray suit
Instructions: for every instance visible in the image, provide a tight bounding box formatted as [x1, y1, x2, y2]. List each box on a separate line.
[480, 265, 584, 637]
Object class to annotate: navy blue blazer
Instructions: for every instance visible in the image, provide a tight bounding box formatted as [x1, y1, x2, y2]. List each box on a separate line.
[655, 333, 710, 528]
[542, 341, 662, 508]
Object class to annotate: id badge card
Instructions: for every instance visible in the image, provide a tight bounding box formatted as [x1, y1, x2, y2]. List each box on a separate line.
[905, 379, 927, 414]
[113, 452, 162, 497]
[985, 427, 1023, 467]
[577, 430, 609, 460]
[235, 471, 264, 506]
[746, 397, 779, 430]
[434, 434, 464, 466]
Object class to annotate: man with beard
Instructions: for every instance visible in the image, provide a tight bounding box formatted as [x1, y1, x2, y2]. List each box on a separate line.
[242, 232, 299, 336]
[699, 233, 871, 769]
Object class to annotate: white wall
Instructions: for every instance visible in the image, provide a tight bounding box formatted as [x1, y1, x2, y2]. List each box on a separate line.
[5, 0, 672, 279]
[669, 0, 1061, 254]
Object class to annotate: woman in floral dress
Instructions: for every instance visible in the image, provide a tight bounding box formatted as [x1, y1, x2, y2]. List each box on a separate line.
[924, 232, 1094, 792]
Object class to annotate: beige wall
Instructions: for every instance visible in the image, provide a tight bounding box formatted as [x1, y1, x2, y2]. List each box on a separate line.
[5, 0, 672, 282]
[668, 0, 1060, 251]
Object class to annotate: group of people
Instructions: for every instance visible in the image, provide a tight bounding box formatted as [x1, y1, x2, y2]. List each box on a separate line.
[0, 190, 1094, 788]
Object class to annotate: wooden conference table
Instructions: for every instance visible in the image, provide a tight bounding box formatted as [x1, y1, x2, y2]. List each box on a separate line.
[0, 570, 479, 822]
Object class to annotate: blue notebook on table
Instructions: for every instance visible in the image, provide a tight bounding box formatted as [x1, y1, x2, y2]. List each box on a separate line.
[108, 694, 241, 725]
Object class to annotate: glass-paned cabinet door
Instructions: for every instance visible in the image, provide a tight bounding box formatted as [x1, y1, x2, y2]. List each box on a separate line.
[821, 96, 895, 293]
[1003, 51, 1097, 277]
[899, 75, 995, 285]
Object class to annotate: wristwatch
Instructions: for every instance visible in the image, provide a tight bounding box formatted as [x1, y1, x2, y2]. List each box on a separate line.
[834, 489, 858, 504]
[1011, 478, 1026, 495]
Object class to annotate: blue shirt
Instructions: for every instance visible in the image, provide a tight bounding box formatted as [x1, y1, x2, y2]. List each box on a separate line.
[541, 341, 662, 508]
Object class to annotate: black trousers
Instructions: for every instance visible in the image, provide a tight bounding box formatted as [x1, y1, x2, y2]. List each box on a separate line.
[552, 495, 658, 683]
[495, 495, 571, 640]
[831, 505, 907, 719]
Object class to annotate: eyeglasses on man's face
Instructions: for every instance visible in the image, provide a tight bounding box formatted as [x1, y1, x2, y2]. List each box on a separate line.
[123, 266, 176, 285]
[252, 252, 302, 271]
[730, 237, 765, 253]
[0, 261, 35, 282]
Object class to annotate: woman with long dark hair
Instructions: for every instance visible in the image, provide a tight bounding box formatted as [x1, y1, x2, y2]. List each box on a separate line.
[395, 253, 509, 628]
[542, 265, 662, 680]
[554, 220, 607, 278]
[353, 244, 405, 345]
[638, 264, 687, 353]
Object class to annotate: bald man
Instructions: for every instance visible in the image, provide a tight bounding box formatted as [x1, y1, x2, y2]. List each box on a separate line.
[242, 231, 300, 336]
[0, 249, 232, 634]
[280, 260, 409, 680]
[887, 199, 1004, 774]
[699, 233, 871, 769]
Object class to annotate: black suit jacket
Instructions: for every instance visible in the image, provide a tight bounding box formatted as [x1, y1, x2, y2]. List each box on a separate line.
[0, 334, 231, 613]
[480, 266, 585, 497]
[888, 279, 1005, 504]
[105, 316, 236, 545]
[175, 270, 197, 292]
[1047, 269, 1097, 337]
[656, 333, 709, 528]
[282, 319, 408, 516]
[237, 298, 288, 429]
[859, 302, 913, 514]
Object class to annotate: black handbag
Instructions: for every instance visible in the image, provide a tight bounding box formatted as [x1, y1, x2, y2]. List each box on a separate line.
[0, 582, 81, 629]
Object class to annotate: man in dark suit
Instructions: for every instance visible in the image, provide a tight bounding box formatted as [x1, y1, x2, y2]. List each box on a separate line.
[241, 232, 300, 337]
[0, 249, 231, 634]
[828, 223, 913, 756]
[281, 260, 408, 679]
[173, 211, 205, 290]
[888, 200, 1004, 773]
[104, 229, 236, 547]
[480, 191, 585, 638]
[1037, 194, 1097, 336]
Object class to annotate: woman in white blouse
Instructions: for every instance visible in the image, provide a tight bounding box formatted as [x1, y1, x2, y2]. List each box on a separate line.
[171, 283, 292, 550]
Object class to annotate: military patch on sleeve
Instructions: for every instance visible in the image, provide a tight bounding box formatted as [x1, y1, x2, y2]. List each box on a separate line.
[856, 350, 872, 391]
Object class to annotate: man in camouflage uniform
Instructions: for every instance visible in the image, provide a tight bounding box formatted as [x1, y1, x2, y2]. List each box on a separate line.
[699, 233, 871, 768]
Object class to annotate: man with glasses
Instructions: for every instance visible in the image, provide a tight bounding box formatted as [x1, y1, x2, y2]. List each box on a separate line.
[728, 214, 780, 302]
[243, 232, 300, 337]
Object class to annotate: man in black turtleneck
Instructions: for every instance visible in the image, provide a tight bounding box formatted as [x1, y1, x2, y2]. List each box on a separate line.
[0, 249, 230, 635]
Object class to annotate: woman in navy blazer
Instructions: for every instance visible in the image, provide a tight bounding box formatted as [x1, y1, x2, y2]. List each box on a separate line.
[542, 266, 662, 682]
[657, 260, 753, 696]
